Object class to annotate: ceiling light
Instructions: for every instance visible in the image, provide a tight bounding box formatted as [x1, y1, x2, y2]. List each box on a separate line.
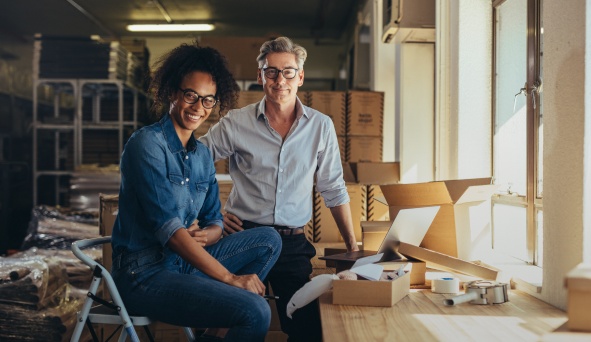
[126, 24, 215, 32]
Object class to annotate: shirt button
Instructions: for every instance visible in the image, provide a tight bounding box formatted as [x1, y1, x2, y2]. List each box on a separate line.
[281, 148, 285, 152]
[185, 156, 189, 160]
[279, 168, 284, 172]
[181, 181, 185, 185]
[278, 189, 282, 193]
[185, 178, 189, 182]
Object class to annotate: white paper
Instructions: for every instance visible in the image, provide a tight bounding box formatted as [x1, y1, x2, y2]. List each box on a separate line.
[351, 253, 384, 269]
[286, 274, 339, 319]
[350, 263, 384, 281]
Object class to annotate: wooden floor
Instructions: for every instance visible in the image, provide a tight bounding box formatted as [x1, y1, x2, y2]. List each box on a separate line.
[319, 289, 585, 341]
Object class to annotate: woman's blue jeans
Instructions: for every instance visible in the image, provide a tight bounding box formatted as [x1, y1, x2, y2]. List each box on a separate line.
[111, 227, 281, 342]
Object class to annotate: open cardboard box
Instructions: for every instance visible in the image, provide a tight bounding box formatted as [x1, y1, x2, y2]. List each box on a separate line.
[379, 178, 498, 259]
[332, 261, 411, 307]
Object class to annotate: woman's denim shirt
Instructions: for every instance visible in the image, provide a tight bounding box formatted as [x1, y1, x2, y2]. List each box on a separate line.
[111, 114, 223, 257]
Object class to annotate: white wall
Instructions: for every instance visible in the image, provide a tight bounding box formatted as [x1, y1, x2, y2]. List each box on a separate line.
[440, 0, 492, 180]
[368, 0, 397, 162]
[542, 0, 587, 309]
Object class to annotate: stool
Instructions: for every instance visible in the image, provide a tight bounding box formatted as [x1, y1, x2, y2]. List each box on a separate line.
[70, 236, 196, 342]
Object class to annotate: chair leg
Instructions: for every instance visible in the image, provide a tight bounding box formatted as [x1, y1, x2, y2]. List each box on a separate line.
[85, 319, 100, 342]
[143, 325, 155, 342]
[183, 327, 196, 342]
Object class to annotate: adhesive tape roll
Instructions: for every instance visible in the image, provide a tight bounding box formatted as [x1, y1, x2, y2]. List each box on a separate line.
[432, 277, 460, 294]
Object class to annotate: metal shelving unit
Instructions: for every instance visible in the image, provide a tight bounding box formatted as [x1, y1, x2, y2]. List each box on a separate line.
[32, 78, 148, 206]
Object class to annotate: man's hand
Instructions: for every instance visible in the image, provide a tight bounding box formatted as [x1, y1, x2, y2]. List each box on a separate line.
[223, 212, 244, 236]
[226, 274, 266, 296]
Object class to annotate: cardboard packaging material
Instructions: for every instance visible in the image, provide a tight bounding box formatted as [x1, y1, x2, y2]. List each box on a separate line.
[378, 260, 426, 285]
[361, 221, 390, 251]
[346, 136, 382, 162]
[380, 178, 498, 259]
[236, 91, 265, 109]
[343, 162, 400, 222]
[398, 242, 500, 280]
[99, 194, 119, 270]
[346, 91, 384, 137]
[565, 263, 591, 331]
[332, 266, 410, 307]
[305, 91, 346, 136]
[310, 184, 366, 243]
[342, 162, 400, 185]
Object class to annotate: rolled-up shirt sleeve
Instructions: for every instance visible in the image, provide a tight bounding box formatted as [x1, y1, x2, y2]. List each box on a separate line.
[121, 130, 185, 247]
[315, 119, 350, 208]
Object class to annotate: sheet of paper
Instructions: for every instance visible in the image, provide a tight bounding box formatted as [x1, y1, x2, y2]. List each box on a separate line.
[351, 252, 384, 269]
[351, 263, 384, 281]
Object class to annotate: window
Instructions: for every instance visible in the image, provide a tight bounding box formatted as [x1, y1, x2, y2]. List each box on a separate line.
[492, 0, 543, 266]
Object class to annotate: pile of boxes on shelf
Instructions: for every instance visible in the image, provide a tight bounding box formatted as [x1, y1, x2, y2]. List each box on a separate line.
[33, 34, 150, 90]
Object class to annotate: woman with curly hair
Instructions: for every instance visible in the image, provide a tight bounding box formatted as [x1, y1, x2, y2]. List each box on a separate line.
[110, 42, 281, 342]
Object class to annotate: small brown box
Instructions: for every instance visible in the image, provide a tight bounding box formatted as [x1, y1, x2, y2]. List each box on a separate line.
[332, 266, 410, 307]
[565, 263, 591, 331]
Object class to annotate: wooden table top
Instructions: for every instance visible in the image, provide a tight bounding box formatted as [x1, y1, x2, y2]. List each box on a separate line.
[319, 289, 576, 342]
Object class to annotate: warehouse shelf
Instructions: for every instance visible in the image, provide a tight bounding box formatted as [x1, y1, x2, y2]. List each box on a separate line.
[32, 78, 149, 206]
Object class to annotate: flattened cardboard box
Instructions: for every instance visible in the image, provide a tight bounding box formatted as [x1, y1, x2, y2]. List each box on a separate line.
[380, 178, 497, 259]
[332, 267, 410, 307]
[565, 263, 591, 332]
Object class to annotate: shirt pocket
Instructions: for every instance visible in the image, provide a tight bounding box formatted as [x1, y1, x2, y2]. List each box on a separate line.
[193, 180, 209, 210]
[169, 173, 190, 210]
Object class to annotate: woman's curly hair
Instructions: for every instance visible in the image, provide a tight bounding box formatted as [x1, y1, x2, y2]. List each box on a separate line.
[149, 42, 239, 118]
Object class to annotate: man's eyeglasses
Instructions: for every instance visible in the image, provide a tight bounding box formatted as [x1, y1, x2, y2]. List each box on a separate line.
[179, 88, 217, 109]
[262, 67, 299, 80]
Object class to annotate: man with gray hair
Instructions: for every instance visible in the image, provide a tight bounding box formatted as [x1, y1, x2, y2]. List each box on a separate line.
[200, 36, 358, 341]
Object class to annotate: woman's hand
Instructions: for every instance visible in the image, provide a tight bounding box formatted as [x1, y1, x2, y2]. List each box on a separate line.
[187, 221, 222, 247]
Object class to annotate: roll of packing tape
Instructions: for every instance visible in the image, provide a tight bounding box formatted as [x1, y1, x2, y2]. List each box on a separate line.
[432, 277, 460, 294]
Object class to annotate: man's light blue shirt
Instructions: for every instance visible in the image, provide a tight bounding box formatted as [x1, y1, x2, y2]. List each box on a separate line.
[199, 96, 349, 227]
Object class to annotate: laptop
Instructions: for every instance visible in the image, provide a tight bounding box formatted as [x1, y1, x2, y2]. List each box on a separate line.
[319, 206, 440, 268]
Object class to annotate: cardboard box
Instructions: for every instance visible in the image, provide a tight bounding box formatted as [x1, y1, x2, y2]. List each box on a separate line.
[322, 239, 426, 285]
[99, 194, 119, 271]
[310, 185, 366, 243]
[342, 162, 399, 222]
[342, 162, 400, 185]
[217, 176, 233, 211]
[332, 268, 410, 306]
[360, 221, 390, 251]
[378, 260, 426, 285]
[380, 178, 497, 258]
[367, 185, 390, 221]
[305, 91, 346, 136]
[236, 91, 265, 109]
[565, 263, 591, 331]
[346, 136, 383, 162]
[346, 91, 384, 137]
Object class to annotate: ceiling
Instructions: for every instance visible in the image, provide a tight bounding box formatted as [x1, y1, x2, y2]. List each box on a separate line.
[0, 0, 362, 45]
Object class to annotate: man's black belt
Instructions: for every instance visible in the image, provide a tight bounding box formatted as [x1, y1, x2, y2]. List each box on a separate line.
[242, 220, 305, 236]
